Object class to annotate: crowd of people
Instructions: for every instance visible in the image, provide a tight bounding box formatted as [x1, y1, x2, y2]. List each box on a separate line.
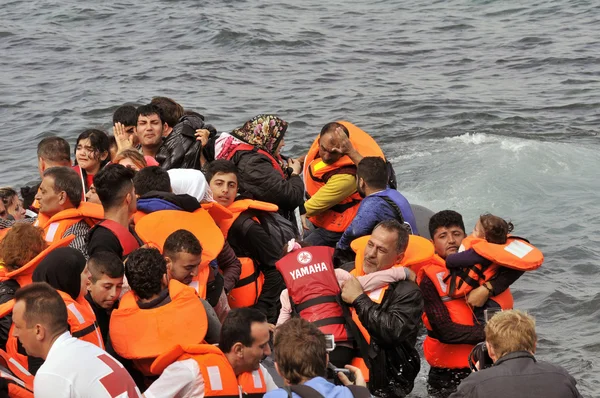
[0, 97, 582, 397]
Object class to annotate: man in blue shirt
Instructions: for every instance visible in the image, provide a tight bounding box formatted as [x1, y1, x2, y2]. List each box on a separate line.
[336, 157, 417, 254]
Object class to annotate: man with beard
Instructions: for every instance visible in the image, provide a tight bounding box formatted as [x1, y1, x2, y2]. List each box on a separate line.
[336, 156, 417, 262]
[302, 122, 388, 247]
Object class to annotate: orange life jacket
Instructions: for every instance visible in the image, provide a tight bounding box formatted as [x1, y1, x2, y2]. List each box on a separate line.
[0, 290, 103, 371]
[200, 202, 234, 227]
[303, 121, 386, 233]
[348, 234, 434, 381]
[445, 235, 543, 299]
[134, 209, 225, 299]
[33, 202, 103, 243]
[215, 199, 278, 309]
[0, 370, 33, 398]
[109, 280, 208, 376]
[0, 348, 34, 395]
[0, 235, 75, 288]
[419, 263, 513, 370]
[151, 344, 267, 397]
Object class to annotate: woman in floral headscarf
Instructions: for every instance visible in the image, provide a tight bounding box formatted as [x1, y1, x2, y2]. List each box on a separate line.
[214, 114, 304, 224]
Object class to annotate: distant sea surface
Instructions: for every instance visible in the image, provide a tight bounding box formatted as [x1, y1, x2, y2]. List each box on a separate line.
[1, 0, 599, 395]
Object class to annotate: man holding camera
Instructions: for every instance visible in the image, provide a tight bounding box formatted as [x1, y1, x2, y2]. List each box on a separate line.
[450, 310, 582, 398]
[266, 317, 370, 398]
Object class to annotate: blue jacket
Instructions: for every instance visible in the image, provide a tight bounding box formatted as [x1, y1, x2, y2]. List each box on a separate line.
[265, 377, 357, 398]
[337, 188, 418, 250]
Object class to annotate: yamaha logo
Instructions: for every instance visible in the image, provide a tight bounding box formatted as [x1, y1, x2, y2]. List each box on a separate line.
[297, 251, 312, 265]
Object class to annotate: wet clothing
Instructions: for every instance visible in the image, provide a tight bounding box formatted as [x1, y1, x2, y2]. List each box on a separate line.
[421, 262, 524, 397]
[450, 351, 582, 398]
[156, 114, 217, 171]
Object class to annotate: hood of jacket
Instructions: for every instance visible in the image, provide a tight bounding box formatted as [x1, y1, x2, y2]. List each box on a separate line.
[137, 191, 201, 214]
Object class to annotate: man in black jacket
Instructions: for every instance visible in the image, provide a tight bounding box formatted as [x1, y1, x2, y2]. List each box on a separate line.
[341, 220, 422, 398]
[450, 310, 582, 398]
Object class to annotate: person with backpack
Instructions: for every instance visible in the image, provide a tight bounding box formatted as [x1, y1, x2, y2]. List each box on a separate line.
[266, 317, 371, 398]
[335, 157, 417, 264]
[206, 160, 298, 323]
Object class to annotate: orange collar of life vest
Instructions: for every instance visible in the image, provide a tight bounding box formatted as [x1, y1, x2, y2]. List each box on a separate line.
[351, 234, 435, 277]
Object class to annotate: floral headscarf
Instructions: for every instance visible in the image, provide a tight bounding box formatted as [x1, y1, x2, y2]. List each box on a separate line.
[230, 114, 288, 155]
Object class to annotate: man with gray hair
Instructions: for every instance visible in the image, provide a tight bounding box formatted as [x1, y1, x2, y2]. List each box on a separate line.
[341, 220, 423, 397]
[450, 310, 582, 398]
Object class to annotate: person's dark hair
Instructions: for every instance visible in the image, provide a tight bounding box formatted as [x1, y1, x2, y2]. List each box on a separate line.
[0, 187, 19, 208]
[136, 104, 163, 124]
[479, 213, 514, 244]
[428, 210, 466, 238]
[133, 166, 171, 196]
[151, 97, 184, 128]
[125, 248, 167, 300]
[37, 136, 70, 163]
[319, 122, 349, 138]
[108, 135, 117, 152]
[93, 164, 136, 210]
[14, 282, 69, 335]
[43, 167, 83, 208]
[374, 219, 410, 253]
[87, 251, 125, 282]
[164, 230, 202, 259]
[204, 160, 238, 184]
[33, 247, 86, 301]
[274, 318, 328, 385]
[357, 156, 388, 191]
[74, 129, 110, 168]
[219, 308, 267, 353]
[183, 109, 205, 120]
[113, 104, 138, 126]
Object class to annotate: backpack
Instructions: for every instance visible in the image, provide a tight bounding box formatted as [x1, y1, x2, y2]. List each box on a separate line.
[233, 209, 299, 254]
[285, 384, 371, 398]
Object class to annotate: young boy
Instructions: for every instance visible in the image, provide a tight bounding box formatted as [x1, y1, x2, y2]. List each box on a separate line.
[84, 251, 124, 342]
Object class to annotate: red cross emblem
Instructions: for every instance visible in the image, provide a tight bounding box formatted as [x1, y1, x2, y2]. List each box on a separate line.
[98, 353, 140, 397]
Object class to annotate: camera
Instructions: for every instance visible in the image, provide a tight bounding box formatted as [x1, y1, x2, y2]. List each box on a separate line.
[468, 341, 493, 372]
[324, 334, 336, 352]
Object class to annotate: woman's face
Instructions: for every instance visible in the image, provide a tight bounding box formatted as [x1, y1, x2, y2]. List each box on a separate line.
[7, 196, 26, 220]
[274, 138, 285, 157]
[118, 157, 141, 171]
[76, 138, 107, 174]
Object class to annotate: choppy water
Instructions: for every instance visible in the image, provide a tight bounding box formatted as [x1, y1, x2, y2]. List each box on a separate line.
[1, 0, 599, 395]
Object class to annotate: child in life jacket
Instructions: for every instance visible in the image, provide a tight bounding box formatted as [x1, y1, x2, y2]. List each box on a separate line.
[445, 213, 542, 323]
[276, 239, 414, 368]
